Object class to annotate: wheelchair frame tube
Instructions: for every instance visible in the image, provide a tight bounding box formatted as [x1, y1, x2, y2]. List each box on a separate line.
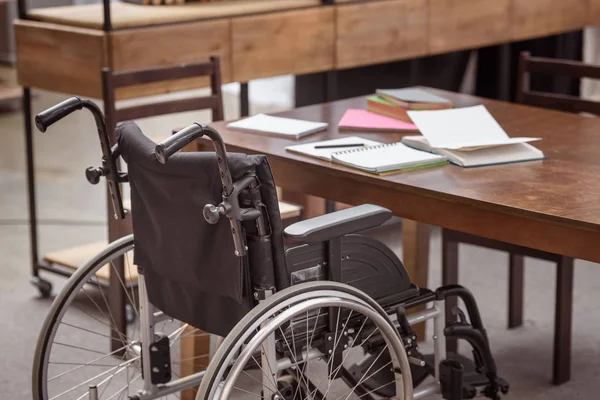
[433, 299, 447, 385]
[138, 274, 158, 396]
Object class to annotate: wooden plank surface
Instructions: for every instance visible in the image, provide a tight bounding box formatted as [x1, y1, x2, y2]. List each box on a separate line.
[27, 0, 321, 30]
[0, 85, 21, 103]
[591, 0, 600, 24]
[512, 0, 589, 41]
[110, 19, 231, 100]
[336, 0, 428, 69]
[180, 326, 210, 400]
[429, 0, 511, 54]
[44, 241, 138, 283]
[231, 7, 335, 82]
[14, 19, 107, 98]
[15, 0, 597, 98]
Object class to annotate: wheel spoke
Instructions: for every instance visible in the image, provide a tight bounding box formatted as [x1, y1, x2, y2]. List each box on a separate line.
[48, 356, 139, 399]
[109, 259, 139, 319]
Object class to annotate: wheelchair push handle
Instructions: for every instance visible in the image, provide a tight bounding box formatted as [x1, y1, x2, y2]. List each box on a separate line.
[35, 97, 84, 133]
[155, 123, 205, 164]
[35, 97, 128, 220]
[155, 124, 234, 195]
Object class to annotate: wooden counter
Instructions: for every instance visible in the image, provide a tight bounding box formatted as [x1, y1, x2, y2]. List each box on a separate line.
[14, 0, 600, 99]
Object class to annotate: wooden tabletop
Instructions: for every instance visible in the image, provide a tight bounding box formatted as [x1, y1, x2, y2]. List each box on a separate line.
[210, 89, 600, 263]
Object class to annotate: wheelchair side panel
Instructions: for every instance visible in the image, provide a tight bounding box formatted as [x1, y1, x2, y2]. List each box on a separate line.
[284, 234, 416, 306]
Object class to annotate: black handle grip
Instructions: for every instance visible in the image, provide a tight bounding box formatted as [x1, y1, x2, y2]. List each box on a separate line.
[35, 97, 84, 132]
[155, 123, 205, 164]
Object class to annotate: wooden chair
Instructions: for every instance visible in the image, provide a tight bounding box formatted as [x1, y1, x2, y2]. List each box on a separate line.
[442, 51, 600, 385]
[102, 56, 301, 226]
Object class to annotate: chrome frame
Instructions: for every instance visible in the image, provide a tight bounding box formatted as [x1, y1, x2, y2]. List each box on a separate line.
[132, 275, 207, 400]
[132, 281, 447, 400]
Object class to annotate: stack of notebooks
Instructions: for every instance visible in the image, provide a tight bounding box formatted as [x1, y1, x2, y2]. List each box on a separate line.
[285, 105, 545, 173]
[367, 87, 453, 122]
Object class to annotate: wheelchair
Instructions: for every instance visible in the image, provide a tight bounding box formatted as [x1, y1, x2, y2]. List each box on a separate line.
[32, 98, 509, 400]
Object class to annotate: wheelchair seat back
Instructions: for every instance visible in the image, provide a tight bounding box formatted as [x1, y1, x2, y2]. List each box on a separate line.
[117, 121, 286, 336]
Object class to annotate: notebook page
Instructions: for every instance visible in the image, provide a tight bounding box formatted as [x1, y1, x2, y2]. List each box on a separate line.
[227, 114, 328, 137]
[445, 143, 545, 167]
[332, 143, 446, 171]
[407, 105, 540, 149]
[285, 136, 383, 161]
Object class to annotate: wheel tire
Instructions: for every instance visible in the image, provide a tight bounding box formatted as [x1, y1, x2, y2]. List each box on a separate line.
[196, 281, 413, 400]
[32, 235, 135, 400]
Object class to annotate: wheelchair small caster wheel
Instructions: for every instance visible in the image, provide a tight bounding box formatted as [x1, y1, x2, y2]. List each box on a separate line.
[31, 277, 53, 297]
[276, 375, 304, 400]
[125, 304, 136, 324]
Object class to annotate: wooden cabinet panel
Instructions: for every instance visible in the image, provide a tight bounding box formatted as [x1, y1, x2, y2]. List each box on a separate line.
[429, 0, 511, 54]
[591, 0, 600, 24]
[512, 0, 588, 41]
[336, 0, 428, 69]
[232, 7, 334, 82]
[110, 19, 231, 100]
[14, 20, 107, 98]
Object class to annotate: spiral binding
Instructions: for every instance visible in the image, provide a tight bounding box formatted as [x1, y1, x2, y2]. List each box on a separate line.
[333, 142, 401, 155]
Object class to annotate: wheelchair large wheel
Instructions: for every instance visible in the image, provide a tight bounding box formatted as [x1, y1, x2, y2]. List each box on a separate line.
[196, 281, 413, 400]
[33, 235, 209, 400]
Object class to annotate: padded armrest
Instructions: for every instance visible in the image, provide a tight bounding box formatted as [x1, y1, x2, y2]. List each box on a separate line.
[284, 204, 392, 244]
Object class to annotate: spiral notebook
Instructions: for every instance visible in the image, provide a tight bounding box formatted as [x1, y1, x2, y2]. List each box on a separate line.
[331, 142, 447, 174]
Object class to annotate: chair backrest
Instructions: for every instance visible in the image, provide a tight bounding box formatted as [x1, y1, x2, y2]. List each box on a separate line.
[102, 56, 224, 142]
[516, 51, 600, 115]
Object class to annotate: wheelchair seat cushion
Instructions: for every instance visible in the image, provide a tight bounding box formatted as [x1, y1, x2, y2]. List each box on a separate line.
[117, 121, 286, 337]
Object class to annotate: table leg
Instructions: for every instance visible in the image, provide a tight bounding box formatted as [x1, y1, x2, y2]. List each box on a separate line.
[508, 254, 525, 328]
[553, 256, 574, 385]
[442, 230, 459, 353]
[402, 220, 431, 339]
[180, 325, 211, 400]
[240, 82, 249, 117]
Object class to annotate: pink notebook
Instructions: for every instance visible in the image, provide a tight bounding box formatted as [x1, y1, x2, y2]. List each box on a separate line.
[338, 109, 419, 133]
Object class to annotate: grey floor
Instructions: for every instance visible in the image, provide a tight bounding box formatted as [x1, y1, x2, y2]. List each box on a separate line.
[1, 68, 600, 398]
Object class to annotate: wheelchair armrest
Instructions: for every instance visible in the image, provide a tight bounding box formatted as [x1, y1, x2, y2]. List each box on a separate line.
[284, 204, 392, 244]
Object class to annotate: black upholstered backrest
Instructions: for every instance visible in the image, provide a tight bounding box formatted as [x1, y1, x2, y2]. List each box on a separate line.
[116, 121, 285, 336]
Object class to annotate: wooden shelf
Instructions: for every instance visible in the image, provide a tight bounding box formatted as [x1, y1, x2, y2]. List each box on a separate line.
[278, 200, 302, 220]
[43, 241, 138, 283]
[0, 85, 21, 104]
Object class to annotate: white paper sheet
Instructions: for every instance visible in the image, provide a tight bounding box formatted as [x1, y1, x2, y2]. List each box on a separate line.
[227, 113, 328, 139]
[407, 105, 540, 150]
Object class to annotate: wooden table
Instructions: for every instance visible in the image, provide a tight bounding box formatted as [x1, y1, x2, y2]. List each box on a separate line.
[203, 89, 600, 385]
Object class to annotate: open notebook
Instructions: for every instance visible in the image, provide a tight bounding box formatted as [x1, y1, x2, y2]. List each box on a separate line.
[331, 143, 447, 173]
[405, 105, 545, 167]
[401, 136, 544, 167]
[285, 136, 383, 161]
